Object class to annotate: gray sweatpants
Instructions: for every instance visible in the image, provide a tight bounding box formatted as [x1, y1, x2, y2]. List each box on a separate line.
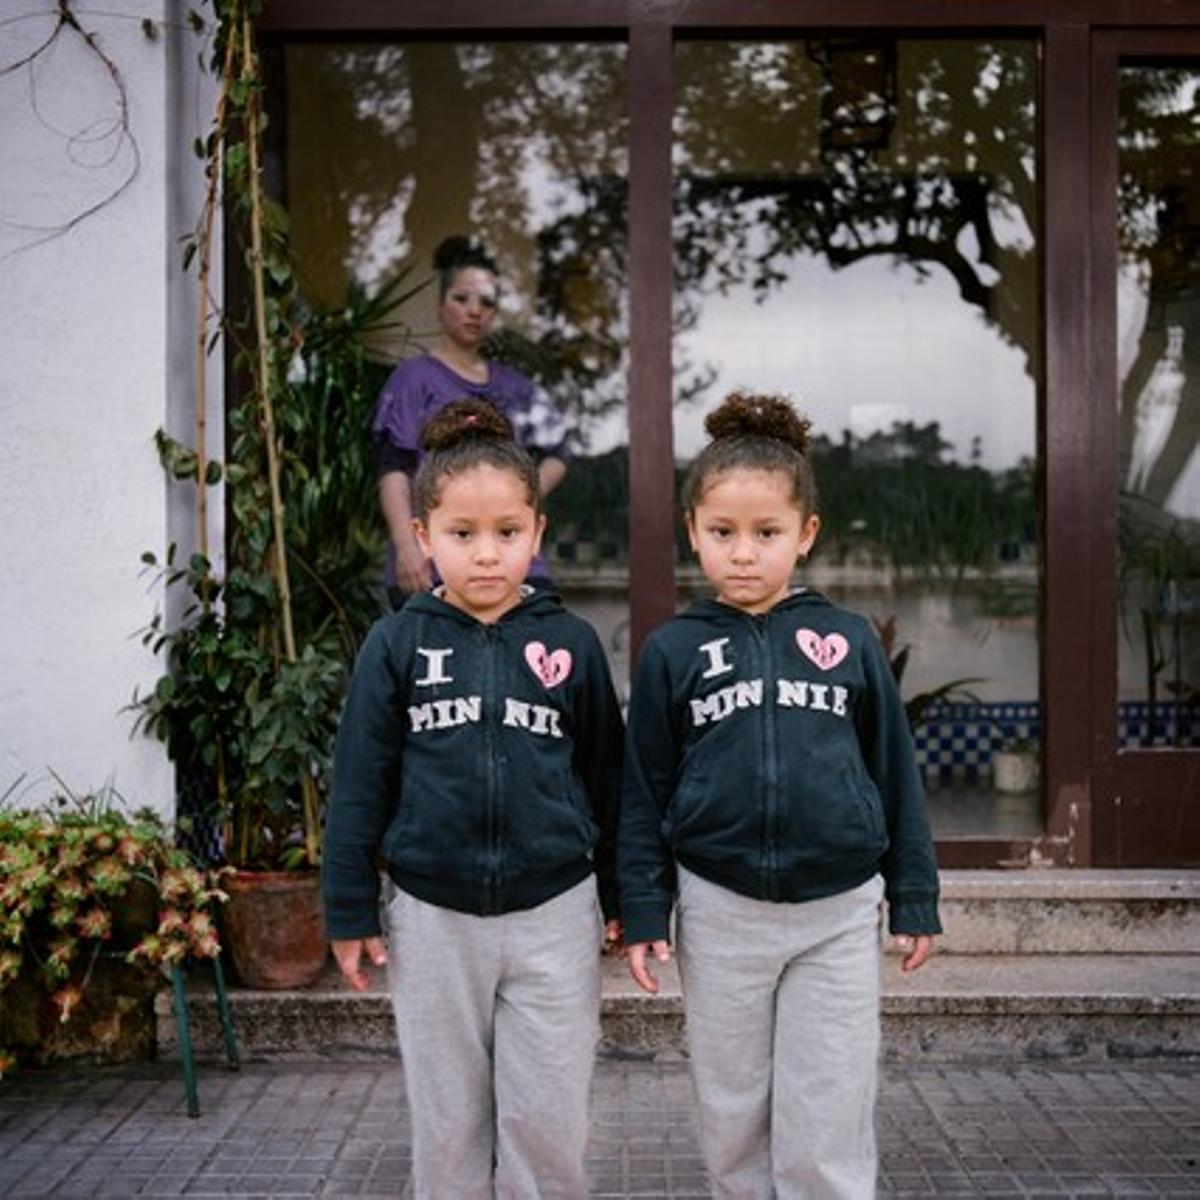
[385, 877, 603, 1199]
[676, 867, 885, 1200]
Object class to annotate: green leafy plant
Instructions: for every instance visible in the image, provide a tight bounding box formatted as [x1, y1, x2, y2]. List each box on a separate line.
[0, 784, 226, 1077]
[872, 615, 984, 730]
[132, 552, 347, 871]
[814, 427, 1036, 581]
[131, 3, 413, 873]
[282, 274, 423, 658]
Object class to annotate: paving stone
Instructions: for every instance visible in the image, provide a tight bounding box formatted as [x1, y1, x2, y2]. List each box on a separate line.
[1, 1058, 1198, 1197]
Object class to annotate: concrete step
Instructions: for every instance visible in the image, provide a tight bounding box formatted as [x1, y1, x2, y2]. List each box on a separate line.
[930, 869, 1200, 955]
[595, 953, 1200, 1062]
[160, 871, 1200, 1065]
[160, 949, 1200, 1066]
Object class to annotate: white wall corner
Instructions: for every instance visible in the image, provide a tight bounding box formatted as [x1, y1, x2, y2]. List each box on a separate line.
[0, 1, 215, 820]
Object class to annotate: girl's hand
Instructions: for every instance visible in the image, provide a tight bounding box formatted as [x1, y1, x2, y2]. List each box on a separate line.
[893, 934, 934, 973]
[627, 940, 672, 994]
[394, 539, 432, 593]
[602, 918, 624, 956]
[332, 936, 387, 991]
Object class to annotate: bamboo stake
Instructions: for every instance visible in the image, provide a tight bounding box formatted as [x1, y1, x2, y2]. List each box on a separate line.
[240, 12, 296, 661]
[240, 11, 320, 866]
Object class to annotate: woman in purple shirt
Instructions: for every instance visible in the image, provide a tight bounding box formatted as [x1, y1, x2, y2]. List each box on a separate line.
[374, 235, 568, 606]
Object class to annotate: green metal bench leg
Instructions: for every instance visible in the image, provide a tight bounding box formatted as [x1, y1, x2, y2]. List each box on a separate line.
[212, 956, 240, 1070]
[170, 965, 201, 1118]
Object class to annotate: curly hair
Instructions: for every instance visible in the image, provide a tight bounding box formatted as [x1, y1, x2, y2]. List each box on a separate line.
[681, 390, 818, 517]
[413, 398, 540, 519]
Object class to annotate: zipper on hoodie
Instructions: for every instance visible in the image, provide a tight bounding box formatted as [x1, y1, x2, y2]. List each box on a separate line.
[481, 623, 501, 914]
[751, 614, 781, 900]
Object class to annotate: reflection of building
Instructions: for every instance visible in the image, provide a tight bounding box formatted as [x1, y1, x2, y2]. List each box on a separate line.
[1, 2, 1198, 874]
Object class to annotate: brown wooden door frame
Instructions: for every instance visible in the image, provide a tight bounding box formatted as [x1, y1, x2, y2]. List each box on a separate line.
[259, 1, 1200, 34]
[627, 21, 678, 648]
[1090, 31, 1200, 866]
[1037, 24, 1096, 868]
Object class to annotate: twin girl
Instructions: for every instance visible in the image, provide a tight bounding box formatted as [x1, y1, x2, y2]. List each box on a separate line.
[324, 391, 940, 1199]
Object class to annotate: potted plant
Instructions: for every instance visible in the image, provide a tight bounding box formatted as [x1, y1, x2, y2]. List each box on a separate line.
[133, 553, 345, 989]
[131, 7, 406, 990]
[0, 785, 225, 1077]
[872, 615, 983, 731]
[990, 736, 1039, 794]
[128, 7, 331, 991]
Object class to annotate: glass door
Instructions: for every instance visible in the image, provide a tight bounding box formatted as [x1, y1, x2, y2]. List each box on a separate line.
[672, 37, 1044, 840]
[266, 39, 633, 695]
[1093, 33, 1200, 865]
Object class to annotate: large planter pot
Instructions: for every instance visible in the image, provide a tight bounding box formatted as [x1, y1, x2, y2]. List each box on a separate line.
[221, 870, 328, 989]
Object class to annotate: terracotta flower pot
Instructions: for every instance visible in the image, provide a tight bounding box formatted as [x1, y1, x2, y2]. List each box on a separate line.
[221, 870, 328, 989]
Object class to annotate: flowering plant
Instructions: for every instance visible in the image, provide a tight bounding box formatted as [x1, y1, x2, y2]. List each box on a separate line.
[0, 789, 227, 1077]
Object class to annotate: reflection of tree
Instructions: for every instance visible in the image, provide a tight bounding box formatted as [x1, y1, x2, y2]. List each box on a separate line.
[542, 447, 629, 560]
[813, 421, 1035, 580]
[278, 44, 479, 310]
[673, 40, 1039, 380]
[544, 420, 1035, 582]
[273, 40, 1195, 508]
[1114, 71, 1199, 720]
[1119, 498, 1199, 744]
[271, 42, 631, 442]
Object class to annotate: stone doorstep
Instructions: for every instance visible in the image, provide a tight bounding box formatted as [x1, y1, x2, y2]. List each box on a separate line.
[937, 867, 1200, 900]
[158, 871, 1200, 1064]
[902, 869, 1200, 955]
[158, 951, 1200, 1065]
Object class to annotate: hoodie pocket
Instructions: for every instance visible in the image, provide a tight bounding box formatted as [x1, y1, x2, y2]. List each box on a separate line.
[508, 773, 597, 873]
[662, 772, 759, 851]
[839, 761, 887, 847]
[783, 760, 888, 866]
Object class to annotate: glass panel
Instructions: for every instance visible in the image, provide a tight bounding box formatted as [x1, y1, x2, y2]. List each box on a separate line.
[275, 42, 631, 692]
[673, 39, 1042, 835]
[1116, 65, 1200, 749]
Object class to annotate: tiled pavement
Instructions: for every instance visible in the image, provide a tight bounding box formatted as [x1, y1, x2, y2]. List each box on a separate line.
[1, 1054, 1197, 1198]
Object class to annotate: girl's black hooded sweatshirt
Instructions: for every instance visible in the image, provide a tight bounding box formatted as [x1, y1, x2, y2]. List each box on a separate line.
[617, 589, 941, 946]
[323, 588, 623, 941]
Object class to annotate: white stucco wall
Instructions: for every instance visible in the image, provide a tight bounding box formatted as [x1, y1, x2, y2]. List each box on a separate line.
[0, 2, 219, 815]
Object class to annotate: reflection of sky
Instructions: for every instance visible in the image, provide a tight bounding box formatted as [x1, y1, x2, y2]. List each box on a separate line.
[672, 251, 1036, 470]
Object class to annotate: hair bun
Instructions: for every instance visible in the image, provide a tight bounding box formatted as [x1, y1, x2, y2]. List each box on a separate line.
[704, 390, 812, 455]
[433, 234, 498, 276]
[421, 398, 514, 453]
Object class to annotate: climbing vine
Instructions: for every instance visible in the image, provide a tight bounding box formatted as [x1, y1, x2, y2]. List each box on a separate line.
[136, 0, 357, 872]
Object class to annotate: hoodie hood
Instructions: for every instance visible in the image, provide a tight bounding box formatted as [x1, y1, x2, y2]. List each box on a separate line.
[677, 587, 834, 624]
[402, 584, 565, 626]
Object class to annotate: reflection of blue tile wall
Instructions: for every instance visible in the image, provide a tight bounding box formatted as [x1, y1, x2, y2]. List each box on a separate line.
[914, 701, 1198, 784]
[1118, 702, 1200, 750]
[915, 702, 1039, 785]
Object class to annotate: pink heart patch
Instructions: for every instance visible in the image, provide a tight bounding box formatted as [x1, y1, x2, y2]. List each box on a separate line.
[795, 629, 849, 671]
[524, 641, 573, 687]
